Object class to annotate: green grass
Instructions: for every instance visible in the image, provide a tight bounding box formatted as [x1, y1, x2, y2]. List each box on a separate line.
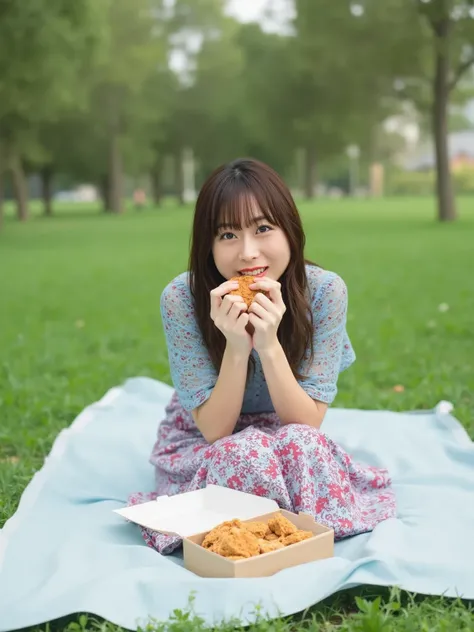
[1, 197, 474, 631]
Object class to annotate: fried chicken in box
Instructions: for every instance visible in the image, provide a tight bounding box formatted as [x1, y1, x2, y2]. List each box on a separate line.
[267, 514, 297, 537]
[242, 521, 268, 539]
[215, 527, 260, 559]
[280, 531, 313, 546]
[258, 538, 284, 554]
[201, 519, 243, 552]
[200, 512, 315, 561]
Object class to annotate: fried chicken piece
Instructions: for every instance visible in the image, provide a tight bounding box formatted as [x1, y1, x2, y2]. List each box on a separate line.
[258, 538, 284, 554]
[267, 513, 297, 537]
[215, 527, 260, 559]
[242, 521, 268, 539]
[263, 526, 279, 541]
[228, 275, 267, 308]
[280, 530, 314, 546]
[265, 533, 280, 541]
[202, 519, 243, 551]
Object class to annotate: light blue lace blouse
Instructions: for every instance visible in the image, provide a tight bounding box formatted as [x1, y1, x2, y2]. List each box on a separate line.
[160, 264, 356, 414]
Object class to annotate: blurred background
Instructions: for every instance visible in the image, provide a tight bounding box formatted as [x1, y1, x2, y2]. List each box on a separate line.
[0, 0, 473, 225]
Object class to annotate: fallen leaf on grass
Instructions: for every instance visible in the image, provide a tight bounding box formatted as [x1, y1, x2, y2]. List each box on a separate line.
[393, 385, 405, 393]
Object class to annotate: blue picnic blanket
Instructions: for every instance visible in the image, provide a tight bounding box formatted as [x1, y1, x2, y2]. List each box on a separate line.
[0, 377, 473, 631]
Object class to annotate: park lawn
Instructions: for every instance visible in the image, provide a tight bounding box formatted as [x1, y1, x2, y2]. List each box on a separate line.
[1, 197, 473, 631]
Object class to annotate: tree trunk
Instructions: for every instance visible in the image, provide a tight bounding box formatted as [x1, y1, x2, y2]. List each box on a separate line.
[41, 167, 53, 217]
[150, 160, 163, 206]
[10, 151, 29, 221]
[108, 132, 124, 214]
[174, 150, 184, 205]
[304, 146, 316, 199]
[432, 22, 457, 221]
[100, 175, 111, 212]
[0, 172, 4, 231]
[0, 147, 4, 230]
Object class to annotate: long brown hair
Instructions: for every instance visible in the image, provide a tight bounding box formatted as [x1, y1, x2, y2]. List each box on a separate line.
[189, 158, 315, 380]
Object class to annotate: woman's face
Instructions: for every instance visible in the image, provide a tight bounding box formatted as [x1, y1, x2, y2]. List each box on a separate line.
[212, 199, 291, 282]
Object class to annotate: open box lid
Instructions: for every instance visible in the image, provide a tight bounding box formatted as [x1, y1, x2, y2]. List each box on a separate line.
[114, 485, 279, 537]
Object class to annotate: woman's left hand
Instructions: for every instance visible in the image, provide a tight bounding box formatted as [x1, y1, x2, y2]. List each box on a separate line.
[248, 278, 286, 353]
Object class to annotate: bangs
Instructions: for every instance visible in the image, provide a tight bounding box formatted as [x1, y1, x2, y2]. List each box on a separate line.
[212, 177, 281, 235]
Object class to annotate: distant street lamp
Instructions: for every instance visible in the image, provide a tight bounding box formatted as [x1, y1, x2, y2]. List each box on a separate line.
[346, 144, 360, 196]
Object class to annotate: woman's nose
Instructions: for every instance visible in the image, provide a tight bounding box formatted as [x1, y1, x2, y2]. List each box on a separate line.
[239, 236, 259, 261]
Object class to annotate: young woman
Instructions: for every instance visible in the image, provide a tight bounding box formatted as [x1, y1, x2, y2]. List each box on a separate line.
[130, 158, 396, 554]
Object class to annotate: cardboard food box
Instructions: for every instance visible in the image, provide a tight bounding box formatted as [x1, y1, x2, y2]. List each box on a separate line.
[114, 485, 334, 578]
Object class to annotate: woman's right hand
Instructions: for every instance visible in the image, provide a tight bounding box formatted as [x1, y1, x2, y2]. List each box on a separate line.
[210, 280, 252, 356]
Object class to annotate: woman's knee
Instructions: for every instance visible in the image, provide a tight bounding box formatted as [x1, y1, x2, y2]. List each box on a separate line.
[274, 424, 330, 461]
[210, 427, 274, 463]
[276, 422, 321, 444]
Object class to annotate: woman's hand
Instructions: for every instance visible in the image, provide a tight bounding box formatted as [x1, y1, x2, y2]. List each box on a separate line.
[210, 280, 252, 357]
[248, 278, 286, 354]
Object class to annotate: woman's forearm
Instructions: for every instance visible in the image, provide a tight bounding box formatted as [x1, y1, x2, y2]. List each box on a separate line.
[259, 342, 327, 428]
[192, 346, 249, 444]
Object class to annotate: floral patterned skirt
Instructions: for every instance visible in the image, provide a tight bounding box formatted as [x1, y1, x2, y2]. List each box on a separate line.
[129, 393, 396, 554]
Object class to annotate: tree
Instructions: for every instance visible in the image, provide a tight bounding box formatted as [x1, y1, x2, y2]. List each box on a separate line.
[121, 68, 178, 203]
[416, 0, 474, 221]
[82, 0, 167, 213]
[235, 23, 299, 178]
[142, 0, 235, 200]
[287, 0, 409, 198]
[186, 17, 247, 174]
[30, 112, 109, 214]
[0, 0, 106, 221]
[361, 0, 474, 220]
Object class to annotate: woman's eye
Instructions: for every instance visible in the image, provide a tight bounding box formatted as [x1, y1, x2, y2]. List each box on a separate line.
[257, 225, 272, 234]
[220, 232, 235, 240]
